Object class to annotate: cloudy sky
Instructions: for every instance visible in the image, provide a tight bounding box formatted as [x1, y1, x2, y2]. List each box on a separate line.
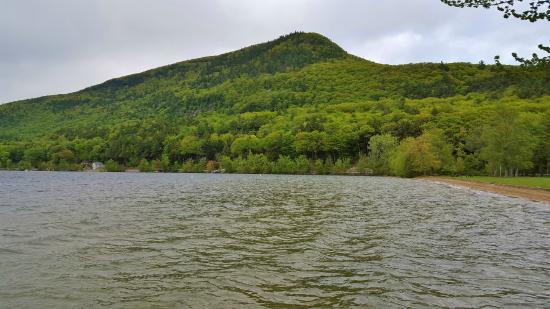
[1, 0, 548, 103]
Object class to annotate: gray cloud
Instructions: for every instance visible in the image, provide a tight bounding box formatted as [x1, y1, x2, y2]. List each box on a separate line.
[1, 0, 548, 103]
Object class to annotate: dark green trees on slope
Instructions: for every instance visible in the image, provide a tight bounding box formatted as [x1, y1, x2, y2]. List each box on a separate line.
[0, 32, 549, 176]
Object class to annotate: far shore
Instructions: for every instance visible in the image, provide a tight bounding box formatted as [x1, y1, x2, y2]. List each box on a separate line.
[421, 177, 550, 204]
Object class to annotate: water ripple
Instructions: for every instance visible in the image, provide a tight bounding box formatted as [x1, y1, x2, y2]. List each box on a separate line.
[0, 171, 548, 308]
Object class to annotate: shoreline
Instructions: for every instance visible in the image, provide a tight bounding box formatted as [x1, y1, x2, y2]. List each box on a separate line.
[421, 177, 550, 204]
[3, 169, 549, 203]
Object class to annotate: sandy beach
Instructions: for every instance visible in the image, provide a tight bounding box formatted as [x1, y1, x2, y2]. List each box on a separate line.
[422, 177, 550, 204]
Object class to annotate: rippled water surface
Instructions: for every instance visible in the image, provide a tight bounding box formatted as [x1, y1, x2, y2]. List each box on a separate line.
[0, 171, 549, 308]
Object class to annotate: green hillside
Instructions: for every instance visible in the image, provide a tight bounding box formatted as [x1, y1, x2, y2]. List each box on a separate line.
[0, 32, 549, 176]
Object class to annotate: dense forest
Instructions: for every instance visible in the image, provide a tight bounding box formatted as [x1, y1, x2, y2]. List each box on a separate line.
[0, 32, 549, 177]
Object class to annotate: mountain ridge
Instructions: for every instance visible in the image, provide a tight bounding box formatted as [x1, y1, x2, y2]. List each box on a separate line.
[0, 32, 548, 176]
[84, 32, 348, 93]
[0, 32, 345, 105]
[0, 31, 531, 107]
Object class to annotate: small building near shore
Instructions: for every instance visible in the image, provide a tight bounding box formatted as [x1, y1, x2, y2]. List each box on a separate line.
[92, 162, 104, 171]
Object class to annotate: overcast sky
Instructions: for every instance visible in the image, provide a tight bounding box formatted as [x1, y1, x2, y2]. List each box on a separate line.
[1, 0, 548, 103]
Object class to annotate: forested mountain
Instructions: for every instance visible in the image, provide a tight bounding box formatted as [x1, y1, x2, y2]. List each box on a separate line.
[0, 32, 549, 176]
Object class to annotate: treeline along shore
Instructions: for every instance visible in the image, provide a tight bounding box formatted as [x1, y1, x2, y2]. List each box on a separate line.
[0, 33, 549, 178]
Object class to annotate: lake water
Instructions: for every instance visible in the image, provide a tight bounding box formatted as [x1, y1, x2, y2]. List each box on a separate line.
[0, 171, 548, 308]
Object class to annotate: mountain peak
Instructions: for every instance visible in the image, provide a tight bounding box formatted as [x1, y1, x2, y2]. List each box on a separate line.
[273, 31, 344, 49]
[92, 32, 349, 92]
[191, 31, 348, 69]
[183, 32, 347, 85]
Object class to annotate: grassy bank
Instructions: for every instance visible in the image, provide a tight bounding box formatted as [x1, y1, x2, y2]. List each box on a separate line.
[455, 176, 550, 190]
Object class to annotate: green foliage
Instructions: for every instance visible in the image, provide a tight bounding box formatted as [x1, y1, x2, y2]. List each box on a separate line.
[479, 107, 538, 176]
[294, 131, 327, 158]
[0, 32, 548, 177]
[179, 135, 204, 159]
[105, 159, 123, 172]
[138, 159, 152, 172]
[368, 134, 398, 175]
[230, 135, 260, 157]
[272, 155, 296, 174]
[390, 129, 454, 177]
